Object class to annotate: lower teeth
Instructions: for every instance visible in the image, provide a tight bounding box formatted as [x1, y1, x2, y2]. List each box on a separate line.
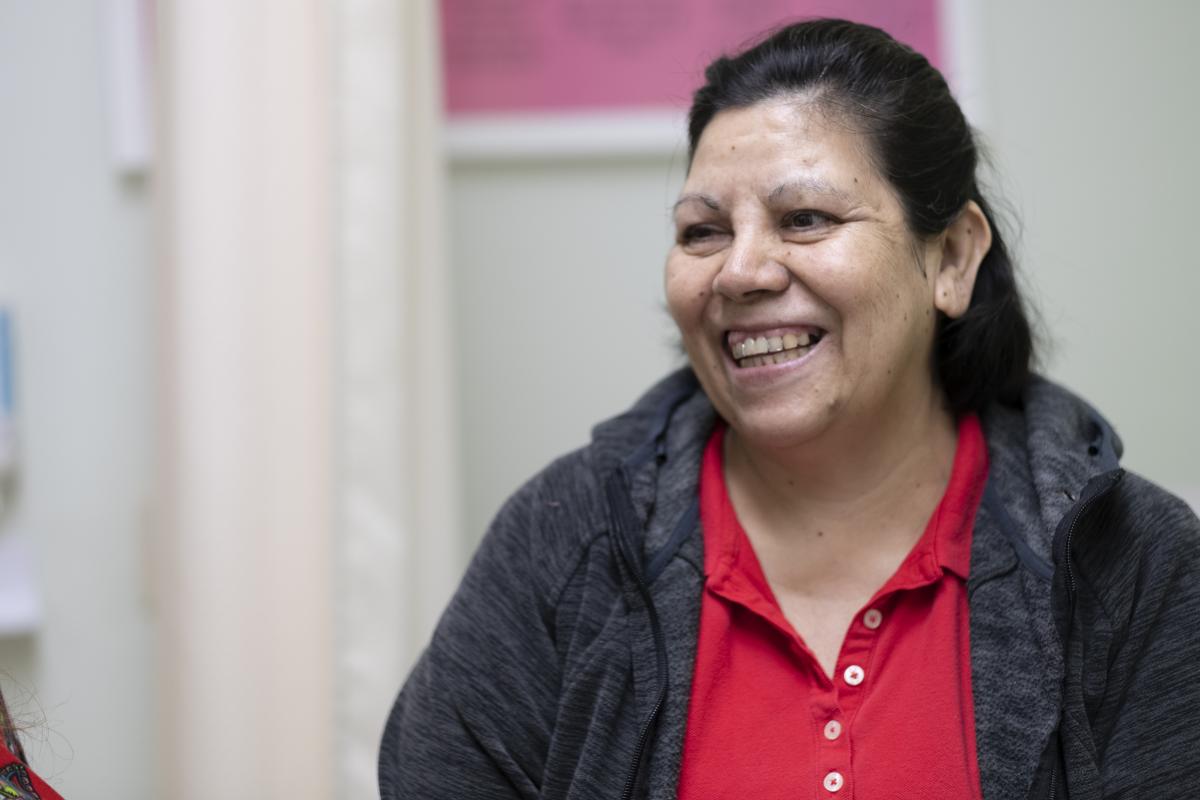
[738, 344, 812, 368]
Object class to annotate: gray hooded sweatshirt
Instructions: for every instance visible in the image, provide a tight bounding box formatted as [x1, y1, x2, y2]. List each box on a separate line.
[380, 369, 1200, 799]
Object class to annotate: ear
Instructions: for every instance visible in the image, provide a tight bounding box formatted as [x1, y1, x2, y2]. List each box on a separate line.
[932, 200, 991, 319]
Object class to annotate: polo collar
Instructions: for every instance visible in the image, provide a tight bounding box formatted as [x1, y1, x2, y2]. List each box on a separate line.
[702, 414, 987, 593]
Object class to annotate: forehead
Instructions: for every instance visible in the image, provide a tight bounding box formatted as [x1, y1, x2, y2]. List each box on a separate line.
[682, 99, 890, 208]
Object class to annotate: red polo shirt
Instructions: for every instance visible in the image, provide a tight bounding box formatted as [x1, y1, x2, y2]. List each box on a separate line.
[678, 415, 987, 799]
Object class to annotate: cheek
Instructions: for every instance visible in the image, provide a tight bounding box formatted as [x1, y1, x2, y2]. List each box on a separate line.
[830, 265, 928, 353]
[664, 261, 711, 324]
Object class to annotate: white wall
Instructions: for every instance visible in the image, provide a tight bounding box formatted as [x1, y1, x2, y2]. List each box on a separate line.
[450, 155, 687, 542]
[2, 4, 457, 798]
[0, 3, 156, 796]
[976, 0, 1200, 503]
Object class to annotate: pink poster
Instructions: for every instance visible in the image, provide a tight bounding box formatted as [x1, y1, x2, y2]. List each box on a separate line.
[441, 0, 941, 116]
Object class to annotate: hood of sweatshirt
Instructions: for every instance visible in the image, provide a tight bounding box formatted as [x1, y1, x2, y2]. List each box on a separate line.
[588, 367, 1122, 579]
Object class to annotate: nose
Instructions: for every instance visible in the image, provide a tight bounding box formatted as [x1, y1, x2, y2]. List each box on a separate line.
[711, 231, 791, 302]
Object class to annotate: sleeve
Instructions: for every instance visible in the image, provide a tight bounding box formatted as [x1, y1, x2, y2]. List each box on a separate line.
[378, 480, 567, 800]
[1093, 484, 1200, 797]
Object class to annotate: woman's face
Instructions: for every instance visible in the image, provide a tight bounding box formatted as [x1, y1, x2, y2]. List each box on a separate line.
[666, 98, 957, 451]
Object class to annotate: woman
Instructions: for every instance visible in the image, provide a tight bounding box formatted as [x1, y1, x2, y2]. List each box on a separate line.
[380, 20, 1200, 799]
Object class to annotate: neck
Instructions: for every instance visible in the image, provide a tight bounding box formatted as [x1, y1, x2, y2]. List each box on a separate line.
[724, 387, 960, 541]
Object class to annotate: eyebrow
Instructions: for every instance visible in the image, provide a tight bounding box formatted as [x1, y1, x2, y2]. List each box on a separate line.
[766, 177, 856, 206]
[671, 193, 721, 214]
[672, 177, 858, 217]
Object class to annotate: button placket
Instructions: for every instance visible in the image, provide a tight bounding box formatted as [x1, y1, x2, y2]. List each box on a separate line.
[831, 606, 873, 749]
[818, 600, 882, 798]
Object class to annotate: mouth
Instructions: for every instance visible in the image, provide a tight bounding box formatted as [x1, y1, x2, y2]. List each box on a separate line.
[727, 327, 825, 369]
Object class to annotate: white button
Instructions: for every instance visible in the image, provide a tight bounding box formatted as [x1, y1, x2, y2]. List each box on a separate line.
[863, 608, 883, 629]
[823, 771, 844, 792]
[823, 719, 842, 740]
[843, 665, 865, 686]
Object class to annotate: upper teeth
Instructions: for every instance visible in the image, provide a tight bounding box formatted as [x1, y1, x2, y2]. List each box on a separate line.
[733, 333, 813, 359]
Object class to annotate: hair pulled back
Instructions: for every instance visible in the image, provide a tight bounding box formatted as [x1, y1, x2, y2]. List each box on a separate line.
[687, 19, 1033, 413]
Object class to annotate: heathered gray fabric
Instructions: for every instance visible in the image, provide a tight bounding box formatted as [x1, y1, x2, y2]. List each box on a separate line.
[379, 369, 1200, 799]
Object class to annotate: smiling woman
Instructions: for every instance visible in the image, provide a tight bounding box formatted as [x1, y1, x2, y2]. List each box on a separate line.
[379, 19, 1200, 800]
[668, 99, 986, 455]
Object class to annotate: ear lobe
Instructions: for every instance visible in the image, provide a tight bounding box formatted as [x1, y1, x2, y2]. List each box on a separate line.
[933, 200, 991, 319]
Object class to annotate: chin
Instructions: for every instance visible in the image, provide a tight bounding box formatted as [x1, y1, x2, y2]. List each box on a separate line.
[721, 402, 838, 452]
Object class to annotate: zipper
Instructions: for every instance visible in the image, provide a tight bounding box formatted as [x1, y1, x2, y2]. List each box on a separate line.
[1063, 501, 1084, 596]
[621, 689, 666, 800]
[1055, 469, 1124, 600]
[1052, 469, 1123, 651]
[1044, 468, 1123, 800]
[615, 541, 669, 800]
[606, 470, 670, 800]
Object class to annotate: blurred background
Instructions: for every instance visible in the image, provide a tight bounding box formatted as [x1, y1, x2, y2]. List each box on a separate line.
[0, 0, 1196, 796]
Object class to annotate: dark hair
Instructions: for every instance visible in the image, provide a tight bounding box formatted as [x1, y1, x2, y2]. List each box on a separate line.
[0, 685, 26, 763]
[687, 19, 1033, 413]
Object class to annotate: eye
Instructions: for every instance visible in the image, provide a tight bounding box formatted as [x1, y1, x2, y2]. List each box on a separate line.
[678, 224, 724, 245]
[783, 210, 836, 231]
